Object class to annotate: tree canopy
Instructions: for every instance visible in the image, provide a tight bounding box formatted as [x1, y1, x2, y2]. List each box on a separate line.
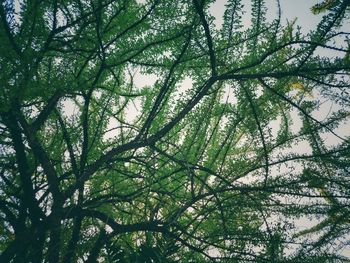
[1, 0, 350, 262]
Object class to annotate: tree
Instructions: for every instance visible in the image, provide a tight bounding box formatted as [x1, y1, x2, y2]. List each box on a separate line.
[1, 0, 350, 262]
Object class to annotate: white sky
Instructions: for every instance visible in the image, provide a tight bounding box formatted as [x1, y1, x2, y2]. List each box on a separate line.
[210, 0, 323, 30]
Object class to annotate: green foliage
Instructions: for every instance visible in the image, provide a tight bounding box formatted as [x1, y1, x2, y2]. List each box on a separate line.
[0, 0, 350, 262]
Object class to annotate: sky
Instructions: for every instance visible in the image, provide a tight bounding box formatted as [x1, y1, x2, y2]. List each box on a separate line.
[209, 0, 322, 31]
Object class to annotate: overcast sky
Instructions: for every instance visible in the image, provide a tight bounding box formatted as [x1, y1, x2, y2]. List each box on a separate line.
[210, 0, 323, 31]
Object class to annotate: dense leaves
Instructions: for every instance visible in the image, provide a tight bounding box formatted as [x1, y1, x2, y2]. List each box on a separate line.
[1, 0, 350, 262]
